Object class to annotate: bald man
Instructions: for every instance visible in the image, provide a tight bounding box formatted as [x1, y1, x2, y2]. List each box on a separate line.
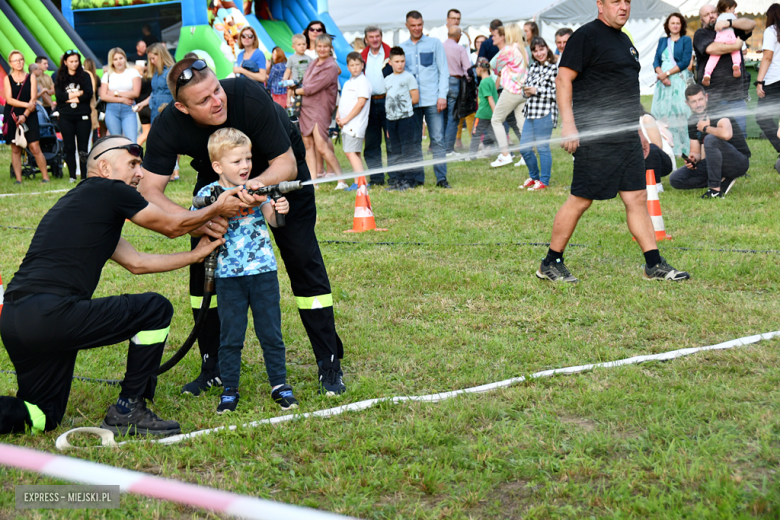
[443, 24, 472, 155]
[0, 136, 241, 436]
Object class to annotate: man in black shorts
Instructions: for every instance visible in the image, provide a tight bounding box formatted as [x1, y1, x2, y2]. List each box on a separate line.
[138, 59, 347, 397]
[536, 0, 690, 284]
[669, 84, 751, 197]
[0, 136, 240, 435]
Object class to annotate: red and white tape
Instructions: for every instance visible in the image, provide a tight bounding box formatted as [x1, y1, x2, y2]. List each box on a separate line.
[0, 442, 358, 520]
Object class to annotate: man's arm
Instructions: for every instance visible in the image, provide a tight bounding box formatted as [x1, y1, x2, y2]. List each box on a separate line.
[701, 117, 733, 141]
[436, 41, 449, 112]
[706, 39, 743, 56]
[131, 187, 242, 238]
[556, 66, 579, 154]
[111, 235, 224, 275]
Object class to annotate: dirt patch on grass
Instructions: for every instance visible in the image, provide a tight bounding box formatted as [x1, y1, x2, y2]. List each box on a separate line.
[559, 414, 597, 432]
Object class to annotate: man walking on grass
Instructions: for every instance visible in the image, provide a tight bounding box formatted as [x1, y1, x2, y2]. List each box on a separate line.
[536, 0, 690, 284]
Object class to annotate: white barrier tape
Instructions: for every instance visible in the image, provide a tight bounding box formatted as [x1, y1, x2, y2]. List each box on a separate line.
[0, 442, 359, 520]
[54, 330, 779, 450]
[0, 189, 70, 198]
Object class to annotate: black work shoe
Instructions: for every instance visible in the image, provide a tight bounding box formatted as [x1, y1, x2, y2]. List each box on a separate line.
[101, 401, 181, 437]
[216, 388, 239, 414]
[386, 182, 409, 192]
[721, 178, 737, 196]
[536, 258, 578, 283]
[318, 367, 346, 396]
[271, 384, 299, 410]
[181, 370, 223, 396]
[701, 188, 722, 199]
[369, 181, 385, 187]
[644, 257, 690, 281]
[436, 179, 452, 189]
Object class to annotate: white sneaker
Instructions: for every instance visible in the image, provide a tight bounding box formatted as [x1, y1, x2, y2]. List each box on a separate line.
[446, 151, 461, 158]
[514, 157, 526, 167]
[335, 182, 349, 190]
[69, 178, 77, 183]
[490, 154, 513, 168]
[656, 182, 664, 193]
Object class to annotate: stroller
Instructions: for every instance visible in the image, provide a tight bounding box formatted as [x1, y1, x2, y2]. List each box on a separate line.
[9, 104, 64, 180]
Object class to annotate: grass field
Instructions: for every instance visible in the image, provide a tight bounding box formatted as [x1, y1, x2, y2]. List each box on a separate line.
[1, 110, 780, 519]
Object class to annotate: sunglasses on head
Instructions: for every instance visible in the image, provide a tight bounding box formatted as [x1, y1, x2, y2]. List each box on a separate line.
[93, 143, 144, 161]
[175, 59, 208, 97]
[64, 49, 79, 56]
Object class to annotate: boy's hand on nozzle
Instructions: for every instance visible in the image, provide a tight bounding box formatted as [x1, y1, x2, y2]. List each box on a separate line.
[239, 179, 268, 206]
[192, 235, 225, 262]
[215, 186, 244, 217]
[271, 196, 289, 215]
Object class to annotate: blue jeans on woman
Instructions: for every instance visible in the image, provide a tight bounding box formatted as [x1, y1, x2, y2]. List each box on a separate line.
[519, 113, 554, 186]
[104, 102, 138, 143]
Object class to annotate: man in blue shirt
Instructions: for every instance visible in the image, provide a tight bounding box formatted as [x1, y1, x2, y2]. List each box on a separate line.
[399, 10, 451, 189]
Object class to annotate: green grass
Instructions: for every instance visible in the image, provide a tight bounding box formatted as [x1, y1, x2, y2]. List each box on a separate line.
[1, 111, 780, 519]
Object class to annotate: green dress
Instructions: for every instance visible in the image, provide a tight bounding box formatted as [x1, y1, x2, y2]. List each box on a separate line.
[651, 41, 691, 156]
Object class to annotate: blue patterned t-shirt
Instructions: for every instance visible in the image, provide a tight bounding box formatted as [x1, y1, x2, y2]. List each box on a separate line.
[193, 182, 277, 278]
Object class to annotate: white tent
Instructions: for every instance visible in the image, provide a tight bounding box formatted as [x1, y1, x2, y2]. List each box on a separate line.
[537, 0, 679, 94]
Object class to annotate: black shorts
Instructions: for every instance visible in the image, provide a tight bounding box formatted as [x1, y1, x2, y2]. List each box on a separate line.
[571, 136, 646, 200]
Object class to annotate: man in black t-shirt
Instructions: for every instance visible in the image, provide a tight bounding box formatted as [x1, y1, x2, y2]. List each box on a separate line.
[669, 84, 751, 197]
[0, 136, 241, 436]
[139, 60, 347, 397]
[536, 0, 690, 284]
[693, 4, 755, 136]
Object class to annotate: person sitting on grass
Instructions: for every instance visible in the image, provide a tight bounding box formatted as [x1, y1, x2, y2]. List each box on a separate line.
[669, 83, 750, 198]
[194, 128, 297, 414]
[0, 135, 241, 436]
[336, 52, 372, 191]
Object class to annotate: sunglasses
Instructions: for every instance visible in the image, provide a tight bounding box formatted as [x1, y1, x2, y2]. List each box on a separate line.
[64, 49, 79, 56]
[175, 59, 208, 97]
[309, 27, 323, 32]
[241, 33, 255, 39]
[93, 143, 144, 161]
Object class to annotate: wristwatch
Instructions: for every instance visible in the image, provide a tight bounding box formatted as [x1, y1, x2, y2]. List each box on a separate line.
[114, 90, 119, 97]
[664, 70, 672, 76]
[702, 125, 710, 133]
[728, 19, 733, 27]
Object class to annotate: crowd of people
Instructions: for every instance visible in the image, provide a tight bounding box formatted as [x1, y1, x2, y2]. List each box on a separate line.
[1, 1, 778, 435]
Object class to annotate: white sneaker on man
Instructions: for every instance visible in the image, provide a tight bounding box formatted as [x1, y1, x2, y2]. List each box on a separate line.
[335, 182, 349, 190]
[490, 154, 513, 168]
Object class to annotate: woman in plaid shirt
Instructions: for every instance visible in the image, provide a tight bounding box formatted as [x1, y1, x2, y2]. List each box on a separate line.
[519, 37, 559, 191]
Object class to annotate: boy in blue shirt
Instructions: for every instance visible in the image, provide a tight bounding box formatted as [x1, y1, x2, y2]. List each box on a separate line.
[195, 127, 297, 414]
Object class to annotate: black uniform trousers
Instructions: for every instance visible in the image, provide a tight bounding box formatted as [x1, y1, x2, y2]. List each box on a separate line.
[189, 185, 343, 375]
[0, 292, 173, 433]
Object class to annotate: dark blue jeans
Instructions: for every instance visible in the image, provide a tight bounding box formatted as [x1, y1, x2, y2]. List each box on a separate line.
[387, 115, 422, 184]
[364, 98, 390, 184]
[215, 271, 286, 389]
[413, 105, 447, 183]
[519, 113, 554, 185]
[444, 77, 460, 153]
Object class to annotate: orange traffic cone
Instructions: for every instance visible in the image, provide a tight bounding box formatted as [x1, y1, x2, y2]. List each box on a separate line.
[0, 272, 4, 318]
[344, 176, 387, 233]
[645, 169, 671, 241]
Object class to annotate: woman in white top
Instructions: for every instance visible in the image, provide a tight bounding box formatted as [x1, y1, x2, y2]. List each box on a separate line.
[233, 26, 268, 83]
[99, 47, 142, 143]
[756, 3, 780, 155]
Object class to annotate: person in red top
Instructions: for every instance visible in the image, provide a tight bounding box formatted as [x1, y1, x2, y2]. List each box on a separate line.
[361, 25, 393, 186]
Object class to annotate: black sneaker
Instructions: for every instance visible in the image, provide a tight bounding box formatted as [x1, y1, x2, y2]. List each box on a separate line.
[701, 188, 722, 199]
[721, 178, 737, 196]
[386, 182, 409, 192]
[216, 388, 239, 414]
[436, 179, 452, 189]
[536, 258, 578, 283]
[181, 370, 223, 396]
[101, 400, 181, 437]
[318, 367, 346, 396]
[644, 257, 690, 281]
[271, 384, 299, 410]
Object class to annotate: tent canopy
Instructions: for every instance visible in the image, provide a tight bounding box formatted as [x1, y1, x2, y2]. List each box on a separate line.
[328, 0, 557, 33]
[538, 0, 679, 25]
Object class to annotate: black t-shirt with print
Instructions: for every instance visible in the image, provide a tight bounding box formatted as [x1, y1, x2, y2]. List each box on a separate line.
[6, 178, 149, 300]
[559, 19, 641, 142]
[143, 78, 311, 201]
[687, 114, 751, 158]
